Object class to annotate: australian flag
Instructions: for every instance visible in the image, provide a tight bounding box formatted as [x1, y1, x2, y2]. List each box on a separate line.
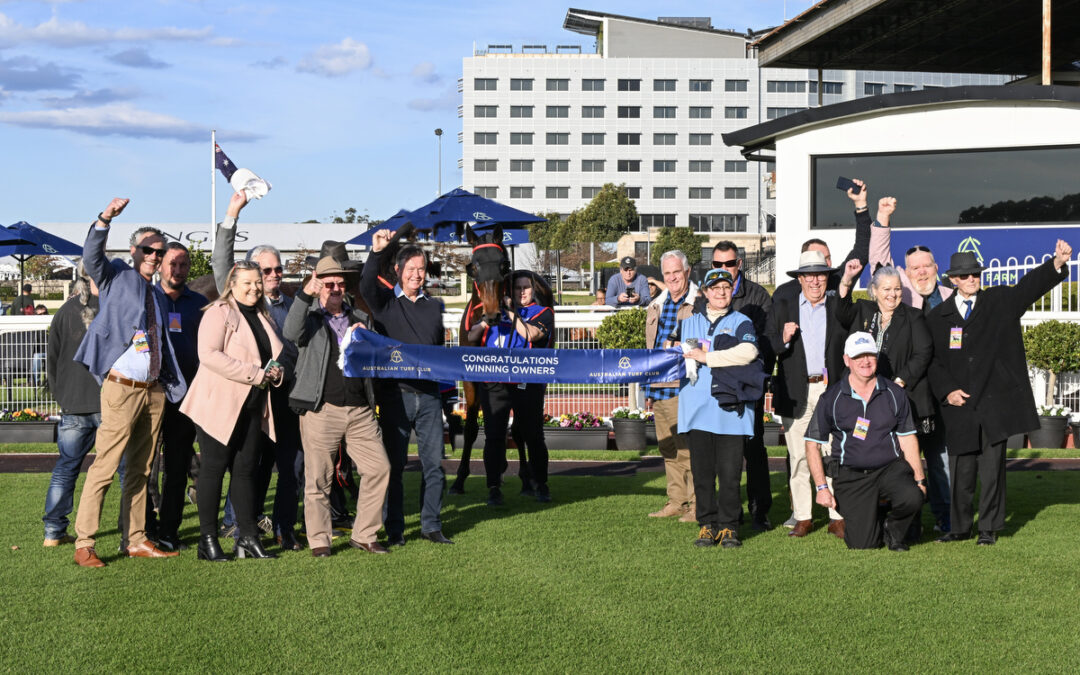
[215, 143, 237, 182]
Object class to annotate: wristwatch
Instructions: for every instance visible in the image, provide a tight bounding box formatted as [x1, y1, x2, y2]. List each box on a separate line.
[915, 478, 927, 487]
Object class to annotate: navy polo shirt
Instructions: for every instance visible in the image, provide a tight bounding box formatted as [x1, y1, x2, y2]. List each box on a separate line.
[158, 283, 208, 385]
[805, 375, 916, 470]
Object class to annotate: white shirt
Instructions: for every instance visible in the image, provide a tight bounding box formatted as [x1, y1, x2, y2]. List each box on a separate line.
[954, 292, 976, 318]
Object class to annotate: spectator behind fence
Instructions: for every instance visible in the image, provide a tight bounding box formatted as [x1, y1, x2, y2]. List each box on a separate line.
[34, 304, 47, 315]
[606, 256, 650, 307]
[928, 240, 1073, 547]
[71, 198, 186, 568]
[8, 283, 35, 315]
[41, 266, 100, 548]
[180, 260, 285, 562]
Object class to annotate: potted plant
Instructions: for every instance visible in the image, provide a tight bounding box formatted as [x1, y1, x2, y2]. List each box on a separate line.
[595, 307, 648, 350]
[0, 408, 57, 443]
[1023, 320, 1080, 448]
[610, 407, 653, 451]
[543, 412, 610, 450]
[762, 410, 784, 446]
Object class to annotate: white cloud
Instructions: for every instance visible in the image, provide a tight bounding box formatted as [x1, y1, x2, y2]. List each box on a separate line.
[411, 61, 440, 84]
[0, 54, 80, 90]
[0, 11, 225, 48]
[296, 37, 371, 77]
[0, 103, 263, 142]
[251, 56, 287, 70]
[40, 86, 139, 108]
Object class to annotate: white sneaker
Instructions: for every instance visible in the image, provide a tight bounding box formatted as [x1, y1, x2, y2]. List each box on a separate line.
[783, 515, 798, 529]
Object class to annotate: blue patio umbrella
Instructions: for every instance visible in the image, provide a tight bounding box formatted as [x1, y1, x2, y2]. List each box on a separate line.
[411, 188, 545, 228]
[0, 221, 83, 288]
[347, 209, 412, 247]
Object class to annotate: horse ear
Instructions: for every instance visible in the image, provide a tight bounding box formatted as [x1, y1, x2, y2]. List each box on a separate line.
[465, 225, 478, 246]
[493, 223, 504, 246]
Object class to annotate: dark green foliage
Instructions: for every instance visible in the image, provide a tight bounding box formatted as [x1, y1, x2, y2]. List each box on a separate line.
[596, 307, 647, 349]
[650, 228, 706, 266]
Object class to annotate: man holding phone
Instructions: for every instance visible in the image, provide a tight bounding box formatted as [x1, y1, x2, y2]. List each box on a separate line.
[606, 256, 651, 307]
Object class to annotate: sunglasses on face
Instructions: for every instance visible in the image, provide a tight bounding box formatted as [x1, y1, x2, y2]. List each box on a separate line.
[262, 266, 284, 276]
[952, 273, 979, 281]
[140, 245, 166, 258]
[711, 259, 739, 268]
[322, 281, 346, 290]
[906, 245, 931, 256]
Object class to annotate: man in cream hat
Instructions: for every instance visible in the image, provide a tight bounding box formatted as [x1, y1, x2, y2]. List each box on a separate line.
[767, 250, 849, 539]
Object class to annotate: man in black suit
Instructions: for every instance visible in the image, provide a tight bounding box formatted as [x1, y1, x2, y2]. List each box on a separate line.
[766, 251, 848, 539]
[928, 241, 1073, 546]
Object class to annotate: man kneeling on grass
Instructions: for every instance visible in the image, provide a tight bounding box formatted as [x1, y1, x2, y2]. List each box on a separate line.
[804, 332, 927, 551]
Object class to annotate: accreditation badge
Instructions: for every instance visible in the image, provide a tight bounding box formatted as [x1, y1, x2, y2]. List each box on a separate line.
[853, 416, 870, 441]
[132, 330, 150, 353]
[168, 312, 182, 333]
[949, 327, 963, 350]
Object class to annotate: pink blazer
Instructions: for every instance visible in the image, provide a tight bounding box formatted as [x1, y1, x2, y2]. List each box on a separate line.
[180, 299, 283, 445]
[869, 223, 954, 310]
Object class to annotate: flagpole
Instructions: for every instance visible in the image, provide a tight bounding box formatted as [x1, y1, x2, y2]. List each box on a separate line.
[211, 129, 217, 251]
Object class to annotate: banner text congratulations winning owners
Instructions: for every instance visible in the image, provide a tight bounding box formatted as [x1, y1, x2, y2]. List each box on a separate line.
[342, 328, 686, 385]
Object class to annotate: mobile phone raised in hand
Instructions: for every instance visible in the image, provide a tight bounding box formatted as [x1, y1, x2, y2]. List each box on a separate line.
[836, 176, 862, 194]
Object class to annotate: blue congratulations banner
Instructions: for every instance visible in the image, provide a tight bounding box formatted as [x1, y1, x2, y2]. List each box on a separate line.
[342, 328, 685, 384]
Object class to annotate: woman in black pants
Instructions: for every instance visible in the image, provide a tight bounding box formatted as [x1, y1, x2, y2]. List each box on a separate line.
[180, 261, 285, 561]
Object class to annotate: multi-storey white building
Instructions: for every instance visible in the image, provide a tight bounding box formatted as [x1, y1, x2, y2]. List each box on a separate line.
[461, 8, 1007, 262]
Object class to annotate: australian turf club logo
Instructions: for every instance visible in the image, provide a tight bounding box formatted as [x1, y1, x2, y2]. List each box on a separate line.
[390, 350, 403, 364]
[473, 211, 492, 221]
[618, 357, 631, 369]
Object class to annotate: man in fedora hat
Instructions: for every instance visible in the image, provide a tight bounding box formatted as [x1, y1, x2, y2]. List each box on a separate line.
[927, 239, 1073, 546]
[767, 248, 849, 539]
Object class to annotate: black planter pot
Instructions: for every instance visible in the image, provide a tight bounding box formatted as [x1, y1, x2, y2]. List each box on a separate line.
[1073, 424, 1080, 450]
[1028, 415, 1069, 449]
[763, 422, 783, 446]
[0, 421, 57, 443]
[543, 427, 610, 450]
[612, 418, 647, 451]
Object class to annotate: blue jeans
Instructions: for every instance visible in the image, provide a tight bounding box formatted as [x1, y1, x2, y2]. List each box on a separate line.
[42, 413, 101, 539]
[380, 385, 445, 536]
[920, 421, 951, 530]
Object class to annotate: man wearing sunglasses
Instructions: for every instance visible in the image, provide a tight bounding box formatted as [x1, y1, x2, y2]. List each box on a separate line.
[927, 240, 1072, 547]
[71, 198, 187, 567]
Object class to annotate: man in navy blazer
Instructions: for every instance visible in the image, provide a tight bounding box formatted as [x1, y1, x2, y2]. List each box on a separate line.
[71, 197, 187, 567]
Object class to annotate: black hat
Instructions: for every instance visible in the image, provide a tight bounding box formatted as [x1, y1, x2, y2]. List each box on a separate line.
[305, 240, 363, 271]
[620, 256, 637, 270]
[944, 251, 985, 276]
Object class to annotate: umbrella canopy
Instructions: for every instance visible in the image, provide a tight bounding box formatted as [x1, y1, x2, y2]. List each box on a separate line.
[347, 209, 412, 247]
[0, 227, 33, 248]
[0, 222, 83, 258]
[411, 188, 545, 228]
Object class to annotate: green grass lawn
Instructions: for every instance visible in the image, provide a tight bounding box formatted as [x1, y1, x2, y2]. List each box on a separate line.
[2, 470, 1079, 671]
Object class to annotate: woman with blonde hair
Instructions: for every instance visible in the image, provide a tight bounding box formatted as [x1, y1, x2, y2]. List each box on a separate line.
[180, 260, 286, 561]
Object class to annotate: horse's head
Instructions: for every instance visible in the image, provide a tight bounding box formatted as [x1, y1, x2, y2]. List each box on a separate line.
[465, 224, 509, 323]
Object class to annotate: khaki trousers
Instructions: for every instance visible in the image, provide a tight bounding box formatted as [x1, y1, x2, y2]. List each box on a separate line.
[653, 397, 693, 507]
[74, 379, 165, 550]
[782, 381, 840, 521]
[300, 403, 390, 549]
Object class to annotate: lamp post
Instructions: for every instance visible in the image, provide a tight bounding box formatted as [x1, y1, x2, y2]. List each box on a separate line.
[434, 128, 443, 196]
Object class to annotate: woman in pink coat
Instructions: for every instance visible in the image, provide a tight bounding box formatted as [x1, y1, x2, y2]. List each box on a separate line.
[180, 261, 284, 562]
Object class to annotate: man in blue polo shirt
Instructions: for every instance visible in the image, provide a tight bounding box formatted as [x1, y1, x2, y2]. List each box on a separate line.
[804, 332, 927, 551]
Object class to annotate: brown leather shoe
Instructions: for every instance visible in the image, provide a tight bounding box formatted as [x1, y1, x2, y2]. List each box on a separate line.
[311, 547, 331, 558]
[74, 546, 106, 568]
[649, 502, 686, 518]
[350, 539, 389, 554]
[126, 541, 180, 558]
[788, 520, 813, 537]
[827, 519, 846, 540]
[44, 534, 76, 547]
[678, 505, 697, 523]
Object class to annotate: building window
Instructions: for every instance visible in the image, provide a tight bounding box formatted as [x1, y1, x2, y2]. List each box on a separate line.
[689, 133, 712, 146]
[546, 159, 569, 172]
[581, 186, 602, 199]
[474, 78, 497, 91]
[546, 78, 569, 91]
[689, 187, 712, 199]
[725, 187, 748, 199]
[689, 160, 712, 172]
[653, 133, 676, 146]
[690, 214, 747, 232]
[474, 132, 497, 145]
[582, 132, 605, 145]
[653, 159, 676, 172]
[653, 79, 676, 92]
[809, 81, 844, 94]
[510, 132, 533, 145]
[894, 84, 915, 93]
[617, 78, 641, 91]
[767, 80, 805, 93]
[864, 82, 885, 95]
[617, 133, 641, 145]
[510, 78, 533, 91]
[474, 159, 497, 171]
[624, 186, 641, 199]
[725, 79, 748, 92]
[582, 78, 605, 91]
[546, 186, 569, 199]
[475, 186, 498, 198]
[653, 187, 676, 199]
[640, 214, 676, 228]
[474, 105, 497, 118]
[653, 106, 676, 119]
[546, 132, 569, 145]
[582, 105, 605, 118]
[689, 106, 712, 119]
[766, 107, 807, 120]
[546, 105, 569, 118]
[724, 107, 748, 119]
[724, 160, 747, 173]
[689, 79, 712, 92]
[617, 159, 640, 172]
[582, 159, 605, 172]
[510, 186, 533, 198]
[510, 159, 533, 171]
[510, 105, 533, 118]
[617, 106, 641, 118]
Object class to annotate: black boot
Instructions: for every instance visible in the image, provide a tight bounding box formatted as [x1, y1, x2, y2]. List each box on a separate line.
[235, 535, 277, 559]
[197, 534, 229, 562]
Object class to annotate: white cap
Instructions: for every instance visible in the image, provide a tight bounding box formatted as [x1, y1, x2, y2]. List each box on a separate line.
[844, 331, 877, 358]
[230, 168, 272, 200]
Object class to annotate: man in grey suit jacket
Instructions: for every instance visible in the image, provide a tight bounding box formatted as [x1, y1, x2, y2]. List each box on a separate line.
[71, 197, 186, 567]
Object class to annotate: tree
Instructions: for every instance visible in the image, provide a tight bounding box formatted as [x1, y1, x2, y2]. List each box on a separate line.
[571, 183, 637, 244]
[188, 245, 212, 279]
[651, 228, 707, 267]
[22, 256, 65, 280]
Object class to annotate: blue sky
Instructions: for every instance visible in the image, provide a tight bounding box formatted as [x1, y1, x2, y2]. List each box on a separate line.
[0, 0, 814, 226]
